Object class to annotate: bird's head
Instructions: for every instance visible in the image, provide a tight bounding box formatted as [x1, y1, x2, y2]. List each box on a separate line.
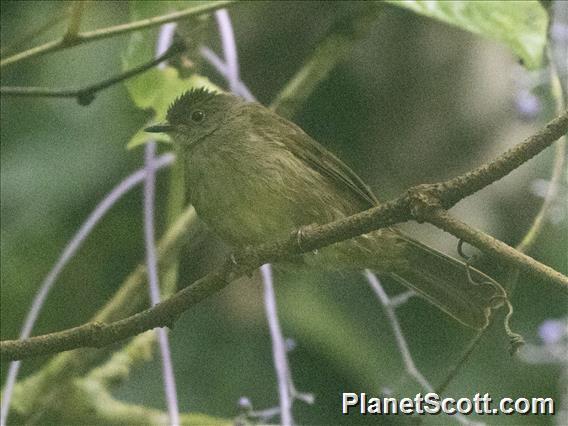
[145, 88, 239, 148]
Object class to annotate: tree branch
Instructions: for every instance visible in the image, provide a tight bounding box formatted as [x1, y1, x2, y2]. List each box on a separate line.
[1, 109, 567, 361]
[0, 1, 234, 68]
[434, 109, 568, 208]
[425, 209, 567, 287]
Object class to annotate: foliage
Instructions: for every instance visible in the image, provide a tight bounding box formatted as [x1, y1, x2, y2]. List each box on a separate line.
[385, 0, 548, 69]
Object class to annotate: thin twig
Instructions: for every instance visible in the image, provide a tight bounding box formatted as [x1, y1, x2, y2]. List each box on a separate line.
[388, 290, 416, 307]
[365, 271, 473, 425]
[0, 41, 186, 105]
[516, 67, 566, 253]
[200, 46, 256, 100]
[261, 264, 294, 426]
[425, 244, 489, 400]
[215, 9, 240, 94]
[0, 1, 234, 68]
[365, 271, 432, 390]
[212, 10, 300, 423]
[270, 5, 381, 119]
[509, 138, 564, 272]
[142, 24, 180, 426]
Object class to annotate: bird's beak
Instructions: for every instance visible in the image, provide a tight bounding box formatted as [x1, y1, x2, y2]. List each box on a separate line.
[145, 123, 175, 133]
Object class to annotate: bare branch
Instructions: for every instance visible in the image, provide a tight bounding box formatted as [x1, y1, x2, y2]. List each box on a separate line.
[425, 209, 567, 288]
[435, 330, 485, 395]
[435, 109, 568, 208]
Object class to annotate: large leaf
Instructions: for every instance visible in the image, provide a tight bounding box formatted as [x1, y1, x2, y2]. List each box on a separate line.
[123, 1, 222, 148]
[385, 0, 548, 69]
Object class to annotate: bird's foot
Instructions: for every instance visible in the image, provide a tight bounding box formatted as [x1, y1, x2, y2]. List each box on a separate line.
[229, 248, 255, 278]
[296, 223, 319, 254]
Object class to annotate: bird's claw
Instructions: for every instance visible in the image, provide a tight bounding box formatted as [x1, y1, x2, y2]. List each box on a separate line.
[229, 250, 254, 278]
[296, 223, 318, 253]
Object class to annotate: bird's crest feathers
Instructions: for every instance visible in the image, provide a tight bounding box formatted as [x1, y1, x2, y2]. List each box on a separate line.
[167, 88, 218, 124]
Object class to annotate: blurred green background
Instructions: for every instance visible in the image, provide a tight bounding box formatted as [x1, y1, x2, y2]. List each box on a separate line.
[1, 1, 566, 424]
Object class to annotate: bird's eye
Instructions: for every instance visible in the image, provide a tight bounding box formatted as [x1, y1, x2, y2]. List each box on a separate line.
[191, 110, 205, 122]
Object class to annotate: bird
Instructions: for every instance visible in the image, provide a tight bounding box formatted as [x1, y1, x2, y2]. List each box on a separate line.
[145, 88, 501, 330]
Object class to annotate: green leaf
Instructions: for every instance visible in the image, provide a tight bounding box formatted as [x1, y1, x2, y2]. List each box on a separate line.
[385, 0, 548, 69]
[123, 1, 223, 149]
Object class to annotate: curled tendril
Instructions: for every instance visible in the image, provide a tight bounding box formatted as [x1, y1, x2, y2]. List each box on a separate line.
[459, 243, 525, 355]
[457, 238, 471, 261]
[504, 300, 525, 356]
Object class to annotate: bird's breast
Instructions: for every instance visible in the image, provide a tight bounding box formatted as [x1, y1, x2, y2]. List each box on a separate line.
[183, 138, 353, 248]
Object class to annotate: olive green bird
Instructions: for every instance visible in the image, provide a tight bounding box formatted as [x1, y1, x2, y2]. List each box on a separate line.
[146, 88, 501, 330]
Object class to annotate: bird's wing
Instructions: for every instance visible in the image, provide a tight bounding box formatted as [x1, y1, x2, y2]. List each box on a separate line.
[266, 110, 379, 209]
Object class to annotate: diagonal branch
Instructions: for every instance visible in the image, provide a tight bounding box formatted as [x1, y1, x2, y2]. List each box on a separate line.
[270, 4, 381, 118]
[435, 109, 568, 208]
[424, 209, 567, 287]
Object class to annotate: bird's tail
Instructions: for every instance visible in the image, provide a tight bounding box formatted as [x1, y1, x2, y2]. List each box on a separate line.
[388, 234, 504, 330]
[302, 227, 505, 330]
